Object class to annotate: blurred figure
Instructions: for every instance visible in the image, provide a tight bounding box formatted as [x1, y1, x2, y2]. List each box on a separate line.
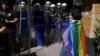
[56, 2, 62, 22]
[32, 3, 45, 51]
[49, 4, 56, 30]
[0, 1, 11, 56]
[44, 1, 52, 46]
[45, 1, 51, 27]
[61, 3, 68, 19]
[2, 1, 18, 56]
[17, 1, 29, 51]
[45, 1, 51, 10]
[73, 3, 82, 12]
[60, 4, 86, 56]
[54, 2, 62, 42]
[71, 4, 82, 20]
[46, 4, 58, 44]
[56, 2, 62, 14]
[60, 3, 68, 56]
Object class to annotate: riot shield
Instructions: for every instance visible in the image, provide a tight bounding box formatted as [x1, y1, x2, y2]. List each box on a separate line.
[14, 0, 34, 56]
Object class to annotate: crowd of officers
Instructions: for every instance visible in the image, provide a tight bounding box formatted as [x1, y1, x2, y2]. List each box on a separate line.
[0, 1, 81, 56]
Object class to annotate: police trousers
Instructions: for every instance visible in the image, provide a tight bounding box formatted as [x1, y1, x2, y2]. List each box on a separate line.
[0, 32, 11, 56]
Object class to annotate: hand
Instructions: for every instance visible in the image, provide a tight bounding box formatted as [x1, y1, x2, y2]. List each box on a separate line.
[5, 19, 9, 23]
[0, 26, 6, 33]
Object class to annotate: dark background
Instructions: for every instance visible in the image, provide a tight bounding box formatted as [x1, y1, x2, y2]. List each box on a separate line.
[0, 0, 73, 10]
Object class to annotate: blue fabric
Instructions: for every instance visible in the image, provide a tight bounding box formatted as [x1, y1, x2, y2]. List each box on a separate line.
[60, 19, 75, 56]
[18, 11, 28, 31]
[60, 19, 69, 29]
[34, 10, 45, 46]
[34, 10, 45, 26]
[49, 14, 57, 28]
[34, 28, 44, 46]
[60, 18, 69, 56]
[68, 22, 74, 56]
[60, 18, 74, 56]
[70, 21, 74, 56]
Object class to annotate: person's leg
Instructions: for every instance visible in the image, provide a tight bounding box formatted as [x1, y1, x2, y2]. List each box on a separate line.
[35, 29, 43, 46]
[32, 28, 44, 52]
[4, 32, 12, 56]
[20, 30, 29, 51]
[7, 28, 17, 56]
[0, 34, 5, 56]
[0, 33, 11, 56]
[12, 28, 18, 54]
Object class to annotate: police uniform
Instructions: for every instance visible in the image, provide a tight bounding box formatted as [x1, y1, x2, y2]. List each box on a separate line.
[44, 7, 52, 46]
[4, 10, 18, 55]
[47, 11, 59, 44]
[49, 12, 57, 29]
[0, 10, 11, 56]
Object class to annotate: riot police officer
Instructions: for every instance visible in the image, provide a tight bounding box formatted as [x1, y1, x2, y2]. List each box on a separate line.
[48, 4, 58, 44]
[32, 3, 45, 51]
[56, 2, 62, 14]
[45, 1, 51, 10]
[44, 1, 52, 46]
[1, 2, 18, 56]
[61, 3, 68, 19]
[18, 1, 29, 51]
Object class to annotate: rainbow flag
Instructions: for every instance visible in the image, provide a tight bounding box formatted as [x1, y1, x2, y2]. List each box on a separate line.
[60, 20, 86, 56]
